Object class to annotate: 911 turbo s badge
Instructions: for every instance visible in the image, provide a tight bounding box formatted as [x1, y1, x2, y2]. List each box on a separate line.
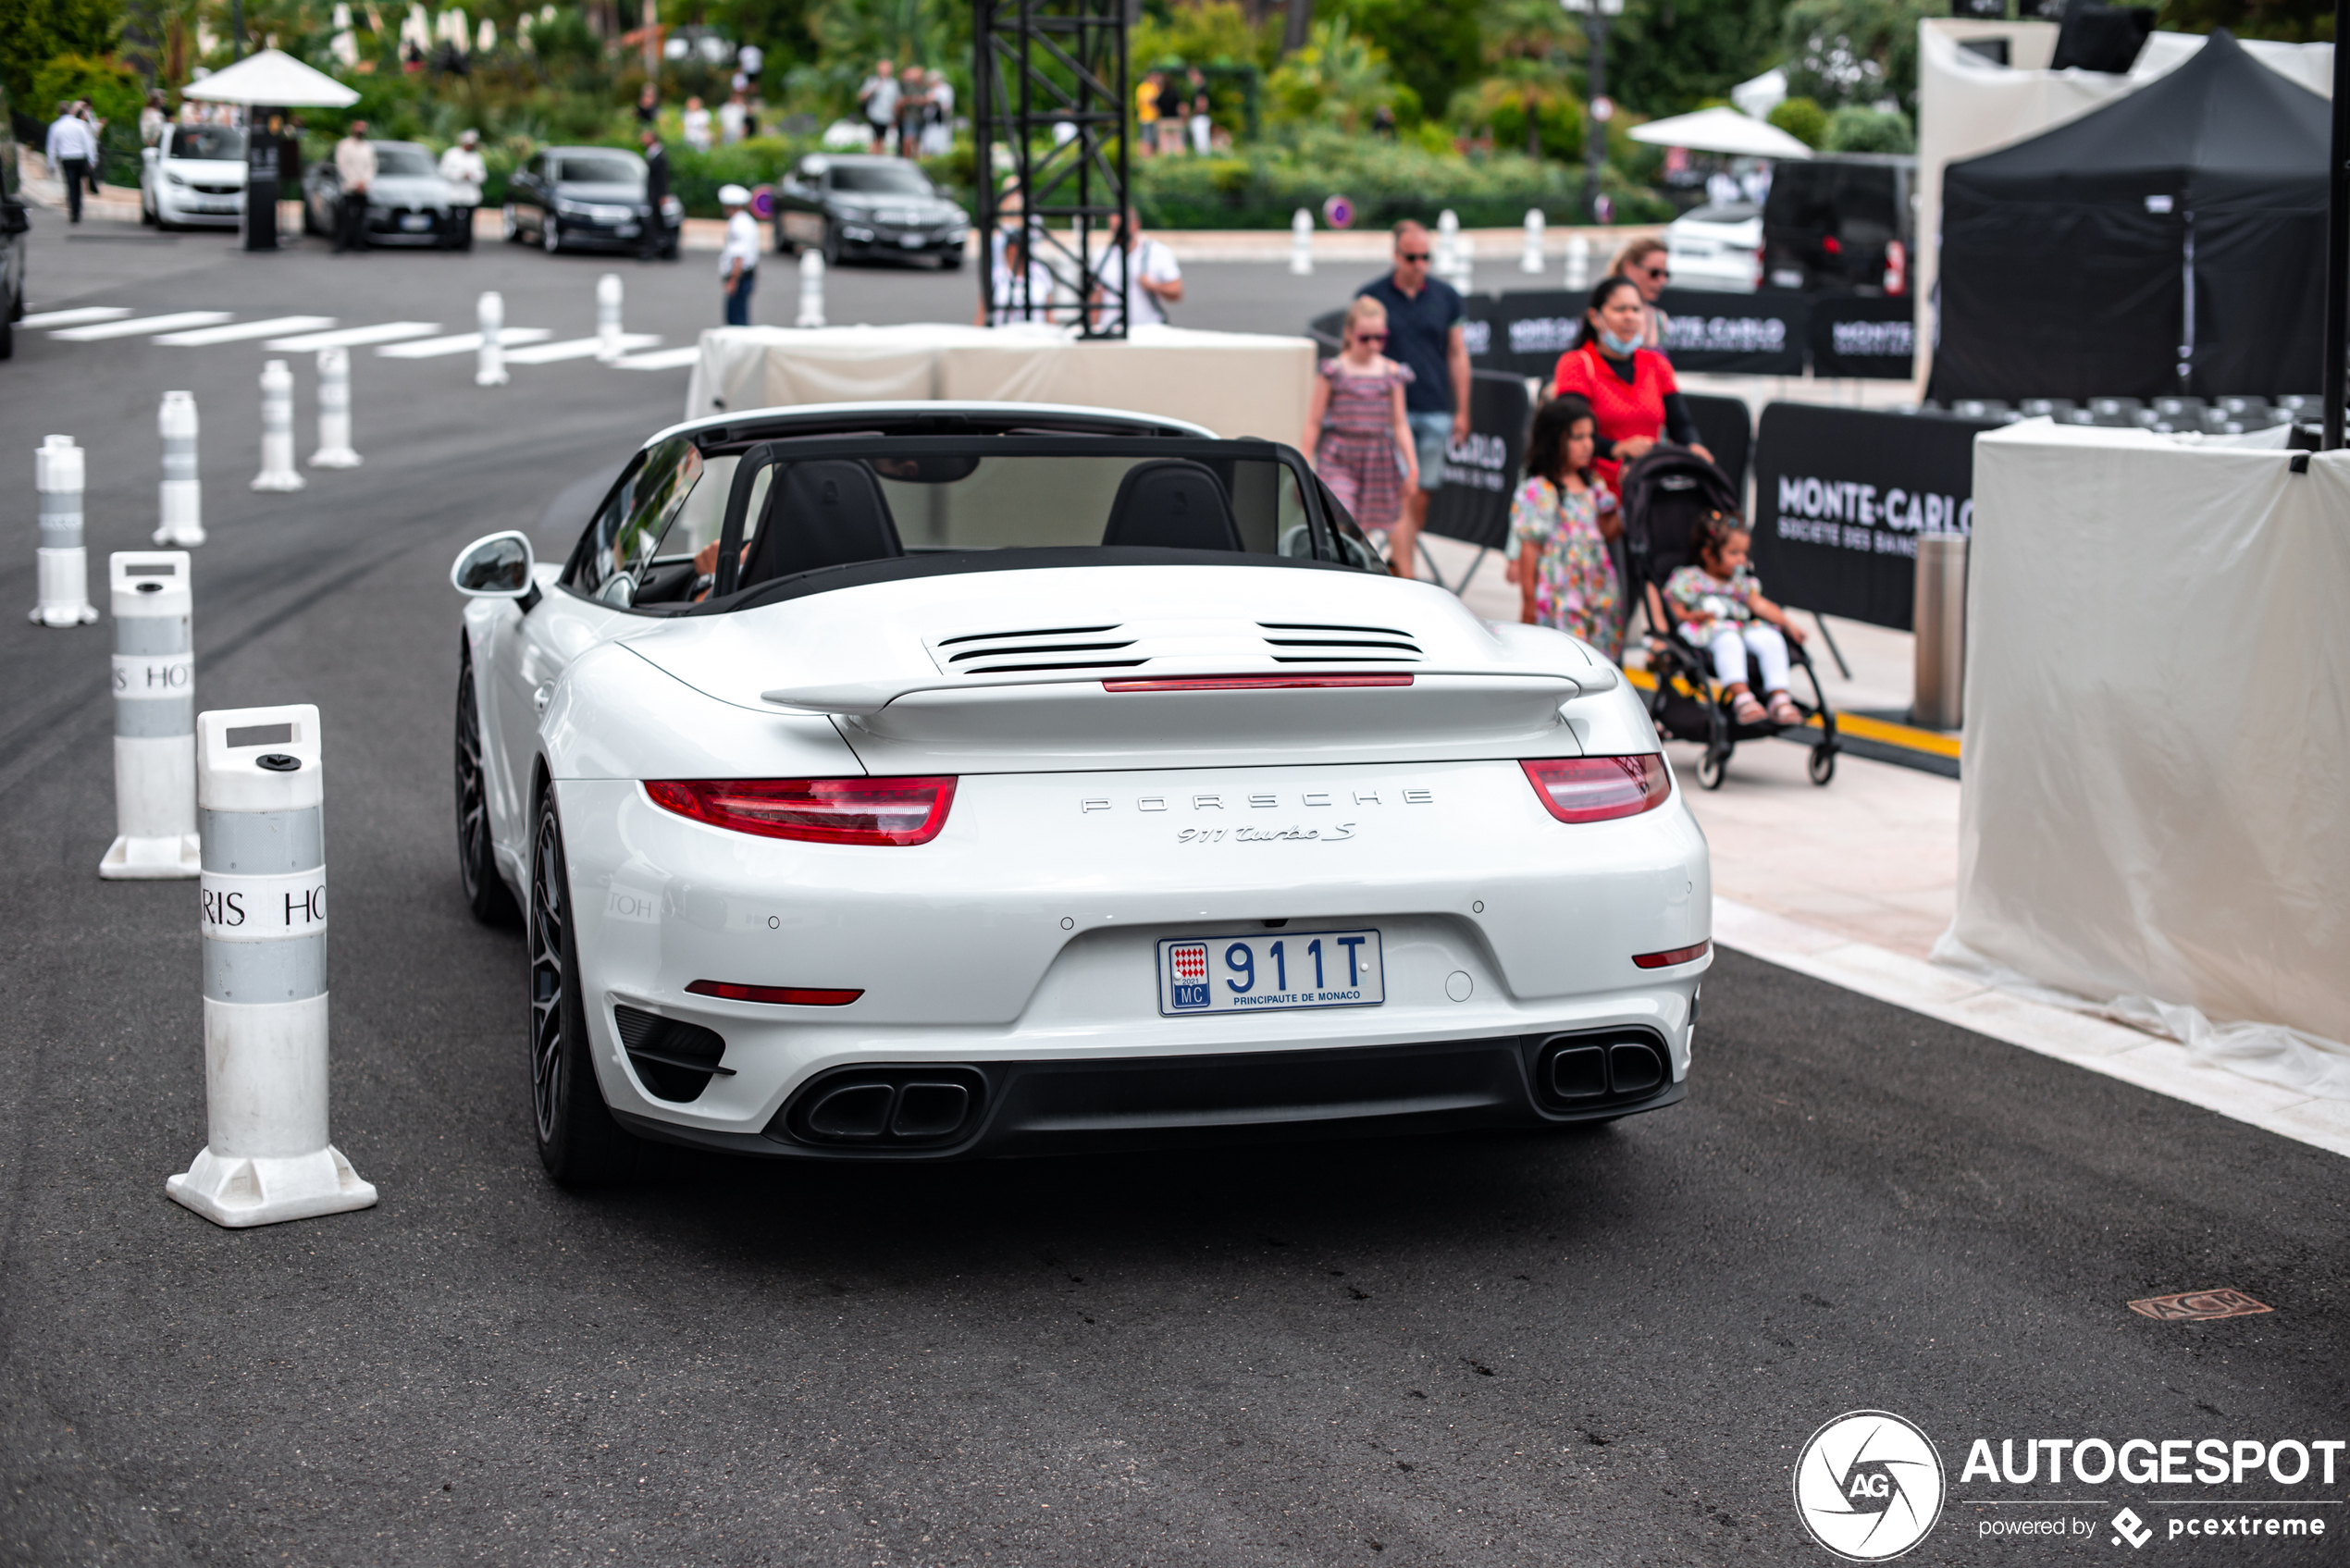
[1178, 824, 1355, 845]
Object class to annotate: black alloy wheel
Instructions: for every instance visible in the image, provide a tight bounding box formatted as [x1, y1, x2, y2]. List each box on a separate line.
[453, 642, 519, 924]
[529, 796, 635, 1185]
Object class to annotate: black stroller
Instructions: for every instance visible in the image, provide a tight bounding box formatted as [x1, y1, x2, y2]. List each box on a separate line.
[1618, 447, 1839, 790]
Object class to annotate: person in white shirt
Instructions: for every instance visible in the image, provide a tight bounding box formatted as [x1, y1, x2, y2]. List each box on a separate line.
[921, 76, 955, 156]
[46, 105, 100, 222]
[1089, 208, 1181, 329]
[718, 183, 760, 325]
[332, 121, 377, 252]
[439, 128, 487, 219]
[682, 96, 712, 153]
[979, 228, 1060, 327]
[859, 60, 899, 154]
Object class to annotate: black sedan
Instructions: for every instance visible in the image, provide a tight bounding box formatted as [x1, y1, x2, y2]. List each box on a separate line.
[502, 146, 682, 257]
[301, 141, 470, 249]
[773, 154, 967, 268]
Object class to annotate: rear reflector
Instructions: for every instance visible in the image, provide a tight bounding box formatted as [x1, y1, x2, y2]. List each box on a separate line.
[686, 980, 864, 1006]
[1102, 673, 1414, 692]
[645, 776, 956, 846]
[1521, 755, 1672, 823]
[1633, 941, 1711, 969]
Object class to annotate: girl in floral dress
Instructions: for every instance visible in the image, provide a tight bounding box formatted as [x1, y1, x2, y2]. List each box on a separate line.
[1303, 294, 1417, 534]
[1510, 393, 1624, 661]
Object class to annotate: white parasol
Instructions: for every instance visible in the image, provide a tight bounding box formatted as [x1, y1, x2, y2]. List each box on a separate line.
[1627, 105, 1812, 159]
[179, 48, 361, 107]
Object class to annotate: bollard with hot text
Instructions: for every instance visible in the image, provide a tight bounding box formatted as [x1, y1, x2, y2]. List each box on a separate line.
[796, 252, 826, 328]
[310, 347, 362, 468]
[155, 391, 205, 547]
[31, 434, 99, 626]
[100, 551, 200, 879]
[1521, 209, 1546, 274]
[596, 272, 625, 362]
[167, 705, 377, 1228]
[1912, 534, 1968, 732]
[1290, 208, 1314, 277]
[476, 290, 508, 386]
[1565, 233, 1591, 290]
[251, 360, 306, 491]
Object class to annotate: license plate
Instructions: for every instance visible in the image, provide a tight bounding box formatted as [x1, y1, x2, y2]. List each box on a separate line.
[399, 213, 430, 230]
[1157, 929, 1384, 1017]
[617, 222, 640, 237]
[1771, 268, 1803, 288]
[900, 232, 924, 248]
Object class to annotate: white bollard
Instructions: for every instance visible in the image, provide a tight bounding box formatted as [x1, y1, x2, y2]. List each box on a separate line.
[155, 391, 205, 547]
[251, 360, 306, 491]
[310, 347, 362, 468]
[1521, 208, 1546, 274]
[1290, 207, 1314, 277]
[475, 290, 508, 386]
[796, 251, 826, 328]
[1450, 228, 1475, 290]
[100, 551, 200, 880]
[167, 704, 377, 1228]
[31, 434, 100, 626]
[1565, 233, 1591, 290]
[1435, 209, 1461, 286]
[596, 271, 625, 362]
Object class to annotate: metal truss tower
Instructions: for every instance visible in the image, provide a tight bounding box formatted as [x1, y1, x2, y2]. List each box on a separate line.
[973, 0, 1131, 339]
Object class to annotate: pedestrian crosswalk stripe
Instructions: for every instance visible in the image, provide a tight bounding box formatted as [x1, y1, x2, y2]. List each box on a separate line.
[503, 333, 660, 364]
[614, 347, 702, 371]
[376, 328, 555, 359]
[263, 321, 440, 352]
[20, 306, 132, 329]
[52, 311, 234, 341]
[155, 315, 338, 347]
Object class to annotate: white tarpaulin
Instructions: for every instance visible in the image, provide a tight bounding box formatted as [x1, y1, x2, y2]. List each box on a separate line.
[180, 47, 361, 106]
[684, 322, 1319, 451]
[1938, 420, 2350, 1096]
[1911, 19, 2332, 393]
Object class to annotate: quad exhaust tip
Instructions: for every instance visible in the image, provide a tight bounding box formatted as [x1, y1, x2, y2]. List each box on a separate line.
[778, 1066, 987, 1148]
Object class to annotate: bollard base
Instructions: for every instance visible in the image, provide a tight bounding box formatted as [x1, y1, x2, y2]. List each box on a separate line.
[250, 470, 308, 492]
[475, 369, 509, 387]
[153, 524, 208, 547]
[30, 603, 101, 626]
[310, 448, 363, 468]
[167, 1143, 377, 1228]
[100, 832, 201, 880]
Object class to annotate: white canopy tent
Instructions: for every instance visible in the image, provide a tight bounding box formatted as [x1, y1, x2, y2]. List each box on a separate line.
[1627, 105, 1812, 160]
[180, 48, 360, 107]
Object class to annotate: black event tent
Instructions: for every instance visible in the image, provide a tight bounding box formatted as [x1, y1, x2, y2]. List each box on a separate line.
[1934, 29, 2329, 401]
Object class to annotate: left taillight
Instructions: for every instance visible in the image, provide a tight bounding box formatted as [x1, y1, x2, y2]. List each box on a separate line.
[1521, 756, 1671, 823]
[644, 776, 958, 846]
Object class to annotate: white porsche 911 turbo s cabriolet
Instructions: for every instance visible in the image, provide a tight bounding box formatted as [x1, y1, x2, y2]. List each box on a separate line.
[451, 401, 1711, 1183]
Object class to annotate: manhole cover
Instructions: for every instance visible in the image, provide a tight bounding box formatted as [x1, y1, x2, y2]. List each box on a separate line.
[2128, 1288, 2271, 1322]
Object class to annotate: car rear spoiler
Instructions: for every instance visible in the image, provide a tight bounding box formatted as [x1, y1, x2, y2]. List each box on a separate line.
[761, 665, 1613, 718]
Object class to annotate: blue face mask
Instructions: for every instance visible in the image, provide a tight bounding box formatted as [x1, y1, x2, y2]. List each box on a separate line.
[1600, 327, 1644, 356]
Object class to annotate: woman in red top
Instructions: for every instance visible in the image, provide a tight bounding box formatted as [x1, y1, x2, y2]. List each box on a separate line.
[1551, 275, 1713, 490]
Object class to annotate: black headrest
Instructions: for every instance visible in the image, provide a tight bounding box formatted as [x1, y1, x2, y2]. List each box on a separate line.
[739, 460, 904, 587]
[1100, 460, 1243, 552]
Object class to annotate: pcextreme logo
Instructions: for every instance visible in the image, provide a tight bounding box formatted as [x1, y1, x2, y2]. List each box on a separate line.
[1794, 1411, 1948, 1562]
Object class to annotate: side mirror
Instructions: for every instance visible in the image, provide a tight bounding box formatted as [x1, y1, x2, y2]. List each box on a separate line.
[451, 530, 537, 599]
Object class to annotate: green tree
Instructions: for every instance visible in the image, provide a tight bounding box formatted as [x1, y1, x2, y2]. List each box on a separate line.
[1329, 0, 1479, 135]
[1606, 0, 1786, 116]
[1266, 15, 1404, 131]
[1823, 103, 1910, 152]
[1778, 0, 1936, 117]
[1766, 93, 1825, 146]
[2, 0, 121, 117]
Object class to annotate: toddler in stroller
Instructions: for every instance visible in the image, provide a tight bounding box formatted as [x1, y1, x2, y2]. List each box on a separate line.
[1620, 446, 1839, 789]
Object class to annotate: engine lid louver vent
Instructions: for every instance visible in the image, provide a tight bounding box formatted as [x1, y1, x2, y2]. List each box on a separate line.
[933, 623, 1146, 674]
[926, 619, 1423, 677]
[1256, 621, 1422, 662]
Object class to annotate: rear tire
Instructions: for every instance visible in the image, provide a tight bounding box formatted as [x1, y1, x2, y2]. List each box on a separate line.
[543, 218, 562, 254]
[501, 203, 520, 242]
[529, 794, 636, 1186]
[454, 643, 520, 925]
[821, 220, 841, 266]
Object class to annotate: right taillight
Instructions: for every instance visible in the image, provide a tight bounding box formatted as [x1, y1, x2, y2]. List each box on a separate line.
[644, 776, 957, 845]
[1521, 756, 1671, 823]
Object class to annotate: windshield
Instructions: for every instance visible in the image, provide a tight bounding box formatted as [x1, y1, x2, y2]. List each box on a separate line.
[373, 143, 437, 177]
[169, 126, 245, 160]
[588, 437, 1379, 610]
[558, 154, 644, 186]
[830, 163, 934, 196]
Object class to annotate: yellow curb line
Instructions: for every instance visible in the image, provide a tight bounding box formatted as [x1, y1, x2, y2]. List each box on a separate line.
[1622, 667, 1963, 760]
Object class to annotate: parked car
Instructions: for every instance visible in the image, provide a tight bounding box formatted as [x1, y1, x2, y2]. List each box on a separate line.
[0, 83, 27, 360]
[302, 140, 468, 247]
[1663, 202, 1762, 293]
[773, 154, 968, 268]
[141, 124, 247, 230]
[502, 146, 681, 257]
[447, 400, 1702, 1181]
[1761, 154, 1916, 296]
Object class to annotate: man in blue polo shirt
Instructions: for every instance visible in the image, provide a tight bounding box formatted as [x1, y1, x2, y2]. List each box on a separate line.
[1354, 220, 1471, 578]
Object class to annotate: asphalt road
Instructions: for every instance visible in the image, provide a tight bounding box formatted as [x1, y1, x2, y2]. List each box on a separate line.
[1, 215, 2344, 1568]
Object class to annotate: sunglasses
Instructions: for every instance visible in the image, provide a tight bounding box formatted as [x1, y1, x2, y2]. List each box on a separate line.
[1638, 265, 1669, 279]
[1352, 331, 1388, 343]
[1398, 251, 1432, 263]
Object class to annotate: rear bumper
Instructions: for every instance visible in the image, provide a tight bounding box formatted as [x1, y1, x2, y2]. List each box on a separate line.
[613, 1028, 1686, 1161]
